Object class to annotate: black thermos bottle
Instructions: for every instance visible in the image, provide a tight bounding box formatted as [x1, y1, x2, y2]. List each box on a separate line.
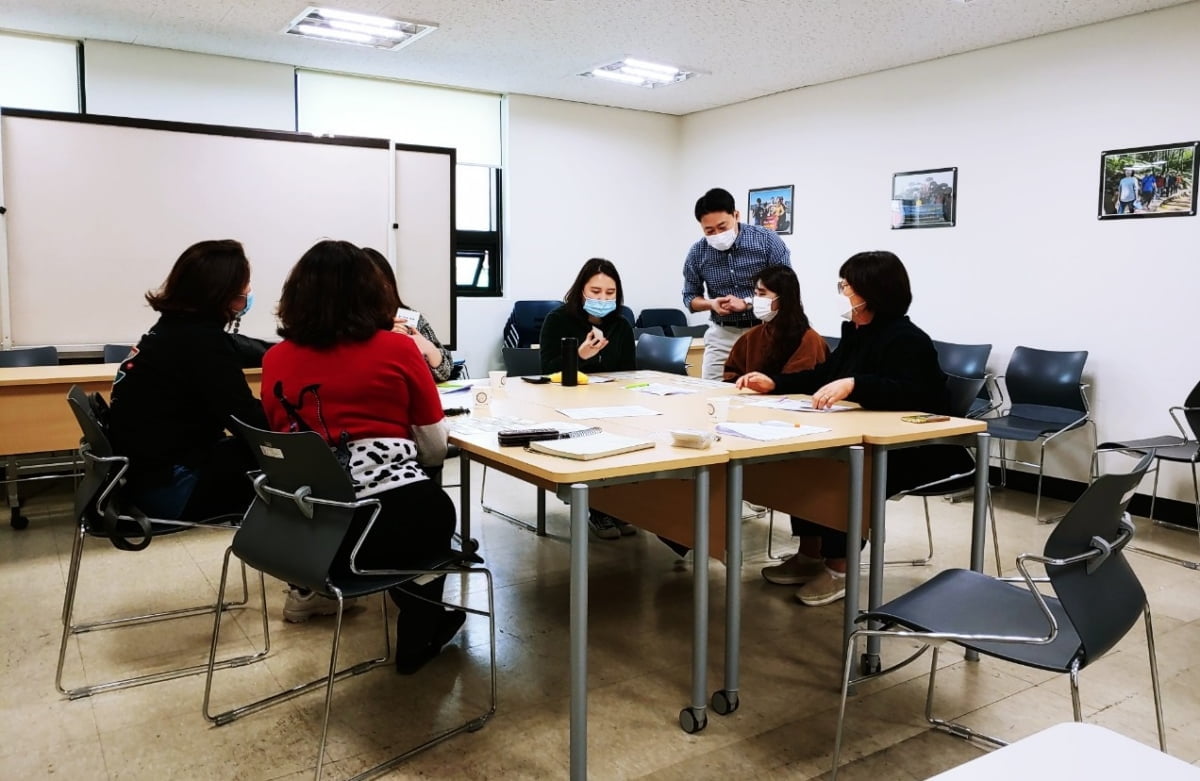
[561, 337, 579, 387]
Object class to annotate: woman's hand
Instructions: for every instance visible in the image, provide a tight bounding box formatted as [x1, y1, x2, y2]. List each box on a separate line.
[735, 372, 775, 392]
[811, 378, 854, 409]
[392, 317, 416, 335]
[578, 329, 609, 360]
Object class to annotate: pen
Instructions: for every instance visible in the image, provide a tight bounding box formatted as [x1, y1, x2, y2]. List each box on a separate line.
[624, 382, 649, 389]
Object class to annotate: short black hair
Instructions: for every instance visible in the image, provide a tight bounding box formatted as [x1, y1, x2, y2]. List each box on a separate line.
[839, 250, 912, 319]
[145, 239, 249, 325]
[694, 188, 736, 221]
[277, 240, 393, 348]
[563, 258, 624, 320]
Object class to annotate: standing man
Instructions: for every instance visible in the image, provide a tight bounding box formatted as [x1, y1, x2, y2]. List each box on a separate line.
[682, 187, 791, 380]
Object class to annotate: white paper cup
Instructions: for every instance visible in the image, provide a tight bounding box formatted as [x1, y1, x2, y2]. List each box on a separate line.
[488, 370, 507, 396]
[472, 385, 492, 415]
[706, 396, 731, 422]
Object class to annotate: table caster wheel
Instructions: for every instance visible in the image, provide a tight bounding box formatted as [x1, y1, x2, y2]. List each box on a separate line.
[710, 689, 739, 715]
[679, 707, 707, 734]
[10, 509, 28, 530]
[860, 653, 881, 676]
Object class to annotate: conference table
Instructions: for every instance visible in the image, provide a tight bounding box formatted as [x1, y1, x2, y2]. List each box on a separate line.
[446, 371, 988, 780]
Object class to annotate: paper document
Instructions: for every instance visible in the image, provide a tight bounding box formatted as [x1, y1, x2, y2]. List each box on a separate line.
[716, 421, 832, 441]
[633, 383, 697, 396]
[747, 398, 853, 412]
[556, 405, 662, 420]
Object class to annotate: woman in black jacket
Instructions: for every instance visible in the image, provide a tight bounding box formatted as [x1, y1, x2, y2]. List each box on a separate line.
[108, 239, 268, 521]
[737, 250, 969, 606]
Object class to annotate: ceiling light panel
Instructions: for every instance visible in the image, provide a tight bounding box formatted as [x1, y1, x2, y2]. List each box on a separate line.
[284, 7, 436, 51]
[581, 58, 697, 89]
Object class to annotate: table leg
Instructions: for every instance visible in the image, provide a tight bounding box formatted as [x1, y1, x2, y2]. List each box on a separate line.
[457, 451, 482, 561]
[537, 489, 547, 536]
[569, 482, 589, 780]
[966, 432, 991, 663]
[843, 446, 865, 670]
[712, 461, 742, 716]
[680, 466, 710, 734]
[862, 445, 887, 675]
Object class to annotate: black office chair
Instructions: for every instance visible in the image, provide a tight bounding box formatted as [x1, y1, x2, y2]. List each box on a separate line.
[617, 305, 636, 328]
[987, 346, 1095, 523]
[887, 374, 1003, 573]
[636, 308, 688, 333]
[822, 335, 840, 352]
[831, 452, 1164, 779]
[203, 422, 496, 780]
[2, 346, 63, 529]
[102, 344, 133, 363]
[57, 385, 267, 699]
[933, 340, 996, 418]
[635, 333, 690, 375]
[671, 324, 708, 339]
[633, 326, 665, 340]
[1094, 378, 1200, 570]
[502, 300, 559, 349]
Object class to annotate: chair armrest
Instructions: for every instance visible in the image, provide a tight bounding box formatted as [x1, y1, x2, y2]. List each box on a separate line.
[1168, 406, 1199, 440]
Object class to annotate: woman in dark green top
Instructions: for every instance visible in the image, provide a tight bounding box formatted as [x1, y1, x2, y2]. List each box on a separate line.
[539, 258, 636, 375]
[539, 258, 637, 540]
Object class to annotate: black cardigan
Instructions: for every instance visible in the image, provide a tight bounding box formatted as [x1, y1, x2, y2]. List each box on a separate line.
[538, 305, 636, 374]
[109, 312, 268, 485]
[768, 315, 949, 413]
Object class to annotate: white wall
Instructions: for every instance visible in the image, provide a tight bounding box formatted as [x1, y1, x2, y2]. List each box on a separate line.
[680, 2, 1200, 499]
[455, 94, 685, 374]
[84, 41, 294, 129]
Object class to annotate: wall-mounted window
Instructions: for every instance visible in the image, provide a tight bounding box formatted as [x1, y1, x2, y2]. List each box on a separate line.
[0, 32, 80, 112]
[455, 165, 502, 296]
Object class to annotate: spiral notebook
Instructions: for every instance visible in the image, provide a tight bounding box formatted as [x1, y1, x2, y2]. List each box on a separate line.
[527, 431, 655, 460]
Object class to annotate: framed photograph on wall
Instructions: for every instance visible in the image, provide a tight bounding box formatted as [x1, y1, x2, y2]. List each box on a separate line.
[1098, 141, 1197, 220]
[891, 167, 956, 229]
[747, 185, 794, 235]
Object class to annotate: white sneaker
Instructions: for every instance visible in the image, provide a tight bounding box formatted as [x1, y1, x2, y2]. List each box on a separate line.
[741, 501, 767, 521]
[282, 588, 360, 623]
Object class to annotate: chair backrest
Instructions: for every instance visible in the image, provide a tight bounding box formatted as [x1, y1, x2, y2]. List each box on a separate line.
[932, 340, 992, 380]
[1182, 379, 1200, 442]
[945, 374, 988, 419]
[502, 347, 543, 377]
[0, 345, 58, 367]
[822, 335, 840, 352]
[1044, 452, 1152, 666]
[231, 420, 359, 593]
[617, 305, 636, 327]
[103, 344, 133, 363]
[635, 333, 690, 375]
[671, 324, 707, 339]
[636, 308, 688, 330]
[633, 325, 665, 339]
[503, 300, 560, 348]
[1004, 346, 1089, 412]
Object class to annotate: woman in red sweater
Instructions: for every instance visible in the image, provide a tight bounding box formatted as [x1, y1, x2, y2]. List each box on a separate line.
[262, 240, 462, 674]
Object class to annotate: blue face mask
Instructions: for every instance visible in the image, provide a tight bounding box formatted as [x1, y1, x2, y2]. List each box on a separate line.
[237, 290, 254, 318]
[582, 297, 617, 318]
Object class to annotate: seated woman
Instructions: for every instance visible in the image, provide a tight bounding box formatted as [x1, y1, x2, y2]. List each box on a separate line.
[722, 265, 827, 382]
[108, 239, 267, 522]
[362, 247, 455, 382]
[262, 240, 463, 673]
[539, 258, 636, 539]
[737, 250, 970, 606]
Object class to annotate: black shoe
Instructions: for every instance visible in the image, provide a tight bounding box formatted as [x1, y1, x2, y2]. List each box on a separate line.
[395, 609, 467, 675]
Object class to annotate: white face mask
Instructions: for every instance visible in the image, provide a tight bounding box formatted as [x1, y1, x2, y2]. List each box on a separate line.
[705, 227, 737, 251]
[752, 295, 777, 322]
[841, 299, 864, 321]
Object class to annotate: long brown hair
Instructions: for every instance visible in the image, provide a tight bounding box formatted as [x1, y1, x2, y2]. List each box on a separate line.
[757, 265, 812, 375]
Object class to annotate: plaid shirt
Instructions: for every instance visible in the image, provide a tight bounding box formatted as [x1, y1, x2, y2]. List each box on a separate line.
[681, 223, 791, 326]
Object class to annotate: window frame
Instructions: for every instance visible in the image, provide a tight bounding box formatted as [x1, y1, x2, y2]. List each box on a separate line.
[454, 166, 503, 297]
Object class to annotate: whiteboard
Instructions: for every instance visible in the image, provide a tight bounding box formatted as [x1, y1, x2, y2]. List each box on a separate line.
[395, 145, 455, 349]
[0, 109, 454, 350]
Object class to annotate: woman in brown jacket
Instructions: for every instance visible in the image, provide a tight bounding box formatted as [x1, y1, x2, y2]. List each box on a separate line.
[722, 264, 827, 382]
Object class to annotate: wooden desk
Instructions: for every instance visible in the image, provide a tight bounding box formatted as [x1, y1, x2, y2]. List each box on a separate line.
[0, 364, 263, 457]
[448, 387, 728, 780]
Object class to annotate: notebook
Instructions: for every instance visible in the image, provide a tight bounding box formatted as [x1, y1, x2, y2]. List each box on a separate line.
[527, 432, 656, 460]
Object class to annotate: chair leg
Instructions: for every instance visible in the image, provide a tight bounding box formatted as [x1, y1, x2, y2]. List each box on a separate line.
[987, 487, 1003, 576]
[55, 523, 88, 696]
[1128, 461, 1200, 570]
[1069, 660, 1083, 722]
[1035, 441, 1047, 523]
[766, 510, 787, 561]
[314, 594, 348, 781]
[1144, 607, 1168, 752]
[831, 629, 860, 780]
[874, 497, 933, 567]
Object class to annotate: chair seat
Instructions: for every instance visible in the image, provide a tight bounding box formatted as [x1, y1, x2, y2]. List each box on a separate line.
[324, 550, 464, 599]
[987, 410, 1086, 442]
[859, 569, 1081, 672]
[1097, 436, 1198, 463]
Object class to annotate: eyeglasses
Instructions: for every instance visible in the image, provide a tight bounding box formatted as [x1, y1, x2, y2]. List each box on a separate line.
[837, 280, 849, 294]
